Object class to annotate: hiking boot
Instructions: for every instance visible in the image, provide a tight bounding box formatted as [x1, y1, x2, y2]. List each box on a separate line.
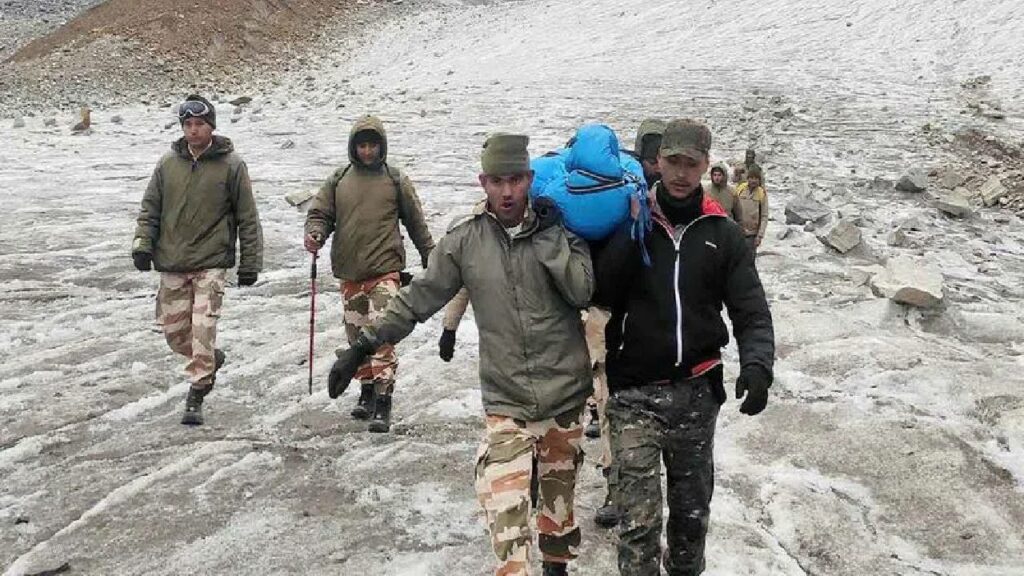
[584, 406, 600, 439]
[542, 561, 568, 576]
[351, 383, 376, 420]
[594, 491, 621, 528]
[181, 385, 211, 426]
[210, 349, 227, 386]
[367, 394, 392, 433]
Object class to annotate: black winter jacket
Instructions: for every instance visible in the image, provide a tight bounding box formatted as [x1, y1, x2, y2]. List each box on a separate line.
[593, 186, 774, 390]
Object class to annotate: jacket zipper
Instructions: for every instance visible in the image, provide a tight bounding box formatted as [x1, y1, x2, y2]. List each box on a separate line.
[655, 214, 720, 367]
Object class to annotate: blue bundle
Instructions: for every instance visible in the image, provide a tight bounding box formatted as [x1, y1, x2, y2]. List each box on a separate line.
[530, 124, 649, 244]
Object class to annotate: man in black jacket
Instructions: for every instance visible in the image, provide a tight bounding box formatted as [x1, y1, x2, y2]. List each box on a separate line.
[593, 119, 774, 576]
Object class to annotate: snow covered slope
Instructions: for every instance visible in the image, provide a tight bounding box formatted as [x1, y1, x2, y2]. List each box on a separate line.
[1, 1, 1023, 574]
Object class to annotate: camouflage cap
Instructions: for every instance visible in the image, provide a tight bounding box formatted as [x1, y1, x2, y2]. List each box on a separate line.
[659, 119, 711, 161]
[481, 133, 530, 176]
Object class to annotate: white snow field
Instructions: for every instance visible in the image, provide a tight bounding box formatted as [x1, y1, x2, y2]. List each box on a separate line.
[2, 0, 1024, 574]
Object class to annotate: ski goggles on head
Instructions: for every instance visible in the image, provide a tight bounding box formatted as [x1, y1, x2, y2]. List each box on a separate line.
[178, 100, 211, 121]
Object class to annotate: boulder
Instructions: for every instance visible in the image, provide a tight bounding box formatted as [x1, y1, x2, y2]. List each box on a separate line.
[979, 176, 1007, 207]
[895, 169, 928, 192]
[785, 196, 832, 226]
[820, 220, 862, 253]
[285, 189, 316, 207]
[228, 96, 253, 106]
[110, 115, 123, 124]
[12, 116, 25, 128]
[870, 257, 944, 308]
[935, 193, 973, 218]
[939, 170, 966, 189]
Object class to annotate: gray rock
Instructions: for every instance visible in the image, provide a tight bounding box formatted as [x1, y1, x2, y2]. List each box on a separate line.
[280, 139, 295, 150]
[935, 193, 973, 218]
[110, 115, 122, 124]
[12, 116, 25, 128]
[785, 196, 832, 226]
[233, 106, 243, 115]
[44, 118, 57, 127]
[979, 176, 1007, 207]
[955, 311, 1024, 343]
[870, 256, 943, 308]
[895, 169, 928, 193]
[163, 121, 176, 130]
[820, 220, 862, 253]
[285, 189, 316, 207]
[939, 170, 966, 189]
[887, 227, 908, 247]
[228, 96, 253, 106]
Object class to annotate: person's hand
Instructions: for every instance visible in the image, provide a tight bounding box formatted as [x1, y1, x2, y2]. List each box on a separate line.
[736, 366, 771, 415]
[533, 197, 562, 231]
[238, 273, 258, 286]
[438, 329, 456, 362]
[132, 252, 152, 272]
[304, 232, 324, 253]
[328, 335, 375, 399]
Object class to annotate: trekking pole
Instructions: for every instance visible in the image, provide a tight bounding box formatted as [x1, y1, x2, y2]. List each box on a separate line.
[308, 252, 318, 395]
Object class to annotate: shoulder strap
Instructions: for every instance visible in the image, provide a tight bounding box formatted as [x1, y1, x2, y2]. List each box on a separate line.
[383, 162, 405, 216]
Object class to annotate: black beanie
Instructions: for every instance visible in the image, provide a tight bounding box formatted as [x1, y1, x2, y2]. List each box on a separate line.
[180, 94, 216, 129]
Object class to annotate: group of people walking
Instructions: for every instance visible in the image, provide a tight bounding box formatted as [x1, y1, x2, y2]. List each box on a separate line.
[131, 95, 775, 576]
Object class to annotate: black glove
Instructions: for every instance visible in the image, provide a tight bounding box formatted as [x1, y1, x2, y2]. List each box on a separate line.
[238, 273, 258, 286]
[533, 197, 562, 231]
[399, 271, 414, 287]
[328, 335, 376, 399]
[736, 365, 772, 416]
[438, 328, 456, 362]
[132, 252, 152, 272]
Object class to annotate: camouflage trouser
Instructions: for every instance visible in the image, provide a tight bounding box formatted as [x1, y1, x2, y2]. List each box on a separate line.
[607, 366, 725, 576]
[156, 269, 226, 389]
[474, 407, 585, 576]
[341, 272, 400, 396]
[583, 307, 612, 470]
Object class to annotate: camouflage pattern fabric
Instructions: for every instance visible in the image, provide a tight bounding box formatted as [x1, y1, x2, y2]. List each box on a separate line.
[584, 307, 612, 469]
[607, 366, 725, 576]
[474, 407, 585, 575]
[156, 268, 227, 389]
[341, 272, 400, 395]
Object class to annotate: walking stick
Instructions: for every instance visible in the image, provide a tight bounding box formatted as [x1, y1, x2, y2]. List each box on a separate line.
[308, 252, 317, 395]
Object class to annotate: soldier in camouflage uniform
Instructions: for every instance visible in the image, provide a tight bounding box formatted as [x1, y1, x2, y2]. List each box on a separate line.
[327, 133, 594, 576]
[132, 94, 264, 426]
[594, 119, 774, 575]
[304, 115, 435, 433]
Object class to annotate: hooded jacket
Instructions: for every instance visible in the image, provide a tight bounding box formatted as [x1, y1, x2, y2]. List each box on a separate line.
[365, 201, 594, 421]
[593, 183, 774, 389]
[705, 162, 744, 222]
[735, 180, 769, 241]
[133, 135, 263, 275]
[305, 116, 435, 281]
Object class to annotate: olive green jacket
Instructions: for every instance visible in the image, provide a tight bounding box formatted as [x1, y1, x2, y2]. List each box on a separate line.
[133, 136, 263, 275]
[365, 201, 594, 421]
[305, 115, 434, 281]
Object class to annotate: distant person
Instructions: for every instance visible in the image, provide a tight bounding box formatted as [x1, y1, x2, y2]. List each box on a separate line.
[705, 162, 743, 222]
[304, 115, 435, 433]
[629, 118, 666, 188]
[735, 164, 769, 257]
[327, 133, 594, 576]
[132, 94, 264, 426]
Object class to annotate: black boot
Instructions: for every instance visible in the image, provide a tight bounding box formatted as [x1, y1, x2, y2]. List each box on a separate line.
[351, 383, 376, 420]
[594, 491, 621, 528]
[368, 394, 392, 433]
[542, 561, 568, 576]
[584, 406, 600, 439]
[181, 385, 211, 426]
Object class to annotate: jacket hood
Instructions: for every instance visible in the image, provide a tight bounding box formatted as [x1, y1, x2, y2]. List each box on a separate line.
[633, 118, 667, 159]
[708, 161, 730, 188]
[172, 135, 234, 159]
[348, 115, 388, 169]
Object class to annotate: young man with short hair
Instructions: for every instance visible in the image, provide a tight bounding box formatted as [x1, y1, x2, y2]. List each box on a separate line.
[304, 115, 435, 433]
[595, 119, 774, 576]
[132, 94, 264, 426]
[328, 133, 594, 576]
